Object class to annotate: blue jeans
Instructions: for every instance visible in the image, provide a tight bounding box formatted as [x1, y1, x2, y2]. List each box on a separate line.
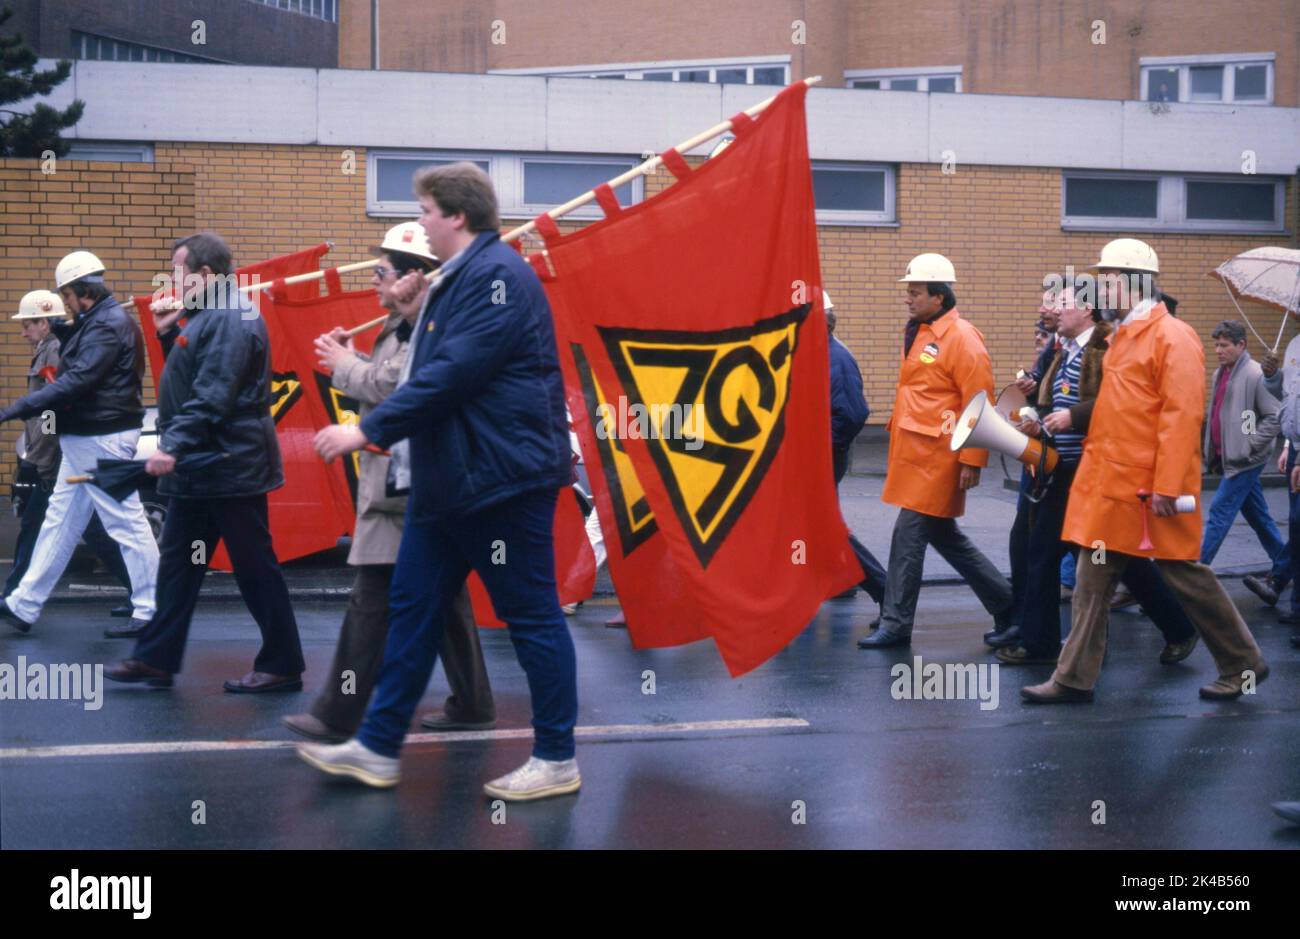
[1200, 464, 1287, 580]
[1060, 551, 1076, 589]
[357, 488, 578, 760]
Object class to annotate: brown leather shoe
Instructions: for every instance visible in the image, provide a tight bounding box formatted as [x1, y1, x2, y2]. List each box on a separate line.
[1159, 633, 1199, 665]
[282, 713, 349, 742]
[1021, 679, 1093, 704]
[223, 671, 303, 694]
[1199, 661, 1270, 700]
[104, 658, 173, 688]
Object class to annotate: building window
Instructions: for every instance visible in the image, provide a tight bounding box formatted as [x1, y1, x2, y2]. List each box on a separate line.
[489, 57, 790, 86]
[1140, 54, 1274, 104]
[1062, 171, 1286, 233]
[71, 30, 216, 63]
[845, 67, 962, 92]
[368, 151, 644, 219]
[64, 142, 155, 163]
[812, 163, 896, 225]
[249, 0, 338, 22]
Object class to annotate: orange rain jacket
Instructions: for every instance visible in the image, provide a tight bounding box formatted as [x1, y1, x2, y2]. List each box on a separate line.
[881, 308, 995, 518]
[1061, 302, 1205, 560]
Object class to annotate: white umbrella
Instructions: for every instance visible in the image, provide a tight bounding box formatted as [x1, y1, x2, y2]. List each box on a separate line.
[1210, 246, 1300, 352]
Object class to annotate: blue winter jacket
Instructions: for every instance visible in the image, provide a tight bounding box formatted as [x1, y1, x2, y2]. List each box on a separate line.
[359, 231, 571, 520]
[829, 335, 870, 450]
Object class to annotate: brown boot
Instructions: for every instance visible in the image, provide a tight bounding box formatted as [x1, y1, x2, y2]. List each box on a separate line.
[1021, 679, 1094, 704]
[1199, 661, 1270, 700]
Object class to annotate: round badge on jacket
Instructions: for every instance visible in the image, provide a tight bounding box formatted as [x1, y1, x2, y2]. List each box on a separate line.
[919, 341, 939, 364]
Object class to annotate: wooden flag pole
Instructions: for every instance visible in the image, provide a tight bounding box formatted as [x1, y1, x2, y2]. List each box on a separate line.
[345, 313, 389, 337]
[236, 258, 380, 294]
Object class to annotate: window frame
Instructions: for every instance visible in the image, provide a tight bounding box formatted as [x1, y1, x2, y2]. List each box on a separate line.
[844, 66, 963, 93]
[1061, 170, 1286, 234]
[64, 142, 155, 163]
[367, 150, 645, 220]
[489, 55, 791, 86]
[812, 161, 897, 226]
[1139, 53, 1275, 105]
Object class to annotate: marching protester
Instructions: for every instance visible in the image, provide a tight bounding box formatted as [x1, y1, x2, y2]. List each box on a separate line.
[990, 290, 1067, 650]
[1199, 320, 1286, 582]
[858, 254, 1014, 649]
[6, 289, 137, 624]
[997, 283, 1198, 666]
[825, 289, 885, 621]
[1262, 335, 1300, 637]
[283, 222, 496, 742]
[0, 253, 159, 636]
[1023, 239, 1269, 704]
[106, 232, 305, 691]
[305, 163, 579, 799]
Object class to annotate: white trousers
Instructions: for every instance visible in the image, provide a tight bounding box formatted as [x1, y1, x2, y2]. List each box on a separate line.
[6, 430, 159, 624]
[585, 502, 607, 571]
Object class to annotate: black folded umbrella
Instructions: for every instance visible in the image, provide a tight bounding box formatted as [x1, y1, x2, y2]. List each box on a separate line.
[67, 452, 228, 501]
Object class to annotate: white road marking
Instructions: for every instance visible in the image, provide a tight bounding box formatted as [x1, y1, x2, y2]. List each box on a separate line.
[0, 717, 809, 760]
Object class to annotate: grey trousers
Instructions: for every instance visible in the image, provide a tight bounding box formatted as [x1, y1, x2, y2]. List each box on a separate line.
[880, 508, 1014, 636]
[311, 564, 495, 734]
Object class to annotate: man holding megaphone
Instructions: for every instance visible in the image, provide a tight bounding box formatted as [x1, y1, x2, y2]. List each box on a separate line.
[858, 254, 1014, 649]
[1021, 239, 1268, 704]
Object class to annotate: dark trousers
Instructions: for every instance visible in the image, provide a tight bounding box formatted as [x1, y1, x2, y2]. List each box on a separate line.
[1019, 463, 1197, 656]
[133, 493, 304, 676]
[357, 488, 577, 761]
[1007, 470, 1032, 625]
[880, 508, 1013, 635]
[6, 479, 130, 597]
[833, 445, 886, 603]
[310, 564, 495, 735]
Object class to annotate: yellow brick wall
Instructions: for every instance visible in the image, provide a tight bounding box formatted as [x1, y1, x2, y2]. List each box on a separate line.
[0, 158, 196, 487]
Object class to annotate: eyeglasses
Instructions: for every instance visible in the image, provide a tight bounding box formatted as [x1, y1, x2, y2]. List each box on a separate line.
[373, 265, 397, 279]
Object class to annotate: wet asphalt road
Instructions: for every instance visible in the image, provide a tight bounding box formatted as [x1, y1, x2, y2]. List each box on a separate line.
[2, 580, 1299, 851]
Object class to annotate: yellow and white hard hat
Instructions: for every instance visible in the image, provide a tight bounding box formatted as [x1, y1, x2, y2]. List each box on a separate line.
[899, 252, 957, 283]
[374, 222, 438, 264]
[1090, 238, 1159, 274]
[13, 289, 66, 321]
[54, 250, 106, 289]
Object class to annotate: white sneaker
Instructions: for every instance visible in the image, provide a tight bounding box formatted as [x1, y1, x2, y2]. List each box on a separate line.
[483, 756, 581, 801]
[298, 738, 400, 788]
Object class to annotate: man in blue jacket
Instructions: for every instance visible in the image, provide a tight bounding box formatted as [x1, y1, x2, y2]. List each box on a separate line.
[305, 163, 578, 800]
[825, 292, 885, 623]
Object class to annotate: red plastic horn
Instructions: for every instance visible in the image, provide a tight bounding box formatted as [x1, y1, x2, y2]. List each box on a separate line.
[1137, 489, 1154, 550]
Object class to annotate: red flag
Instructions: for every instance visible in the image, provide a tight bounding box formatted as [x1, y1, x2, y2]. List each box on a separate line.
[535, 83, 860, 675]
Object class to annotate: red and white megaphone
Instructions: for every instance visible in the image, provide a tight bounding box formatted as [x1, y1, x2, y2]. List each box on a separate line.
[950, 390, 1059, 475]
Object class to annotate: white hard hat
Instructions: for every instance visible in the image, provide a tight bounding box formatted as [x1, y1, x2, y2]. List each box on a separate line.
[55, 250, 106, 289]
[13, 289, 66, 321]
[1090, 238, 1159, 274]
[374, 222, 438, 264]
[821, 288, 833, 310]
[899, 252, 957, 283]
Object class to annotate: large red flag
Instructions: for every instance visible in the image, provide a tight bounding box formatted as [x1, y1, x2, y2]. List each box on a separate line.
[534, 82, 860, 675]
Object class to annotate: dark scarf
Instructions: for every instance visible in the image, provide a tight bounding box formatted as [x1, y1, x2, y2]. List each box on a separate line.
[903, 308, 949, 357]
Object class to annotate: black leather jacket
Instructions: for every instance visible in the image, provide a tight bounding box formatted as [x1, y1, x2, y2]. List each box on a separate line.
[155, 291, 284, 500]
[0, 294, 145, 435]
